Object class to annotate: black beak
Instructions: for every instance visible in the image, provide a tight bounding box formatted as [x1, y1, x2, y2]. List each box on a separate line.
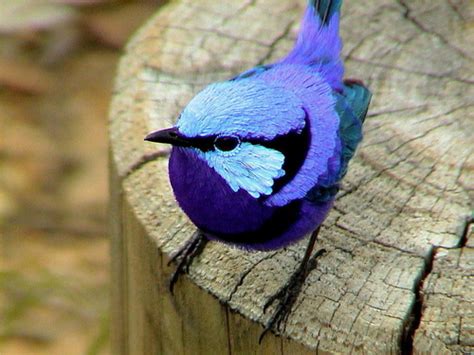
[144, 127, 192, 147]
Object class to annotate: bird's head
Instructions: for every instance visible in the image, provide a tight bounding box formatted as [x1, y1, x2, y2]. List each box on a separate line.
[145, 79, 310, 202]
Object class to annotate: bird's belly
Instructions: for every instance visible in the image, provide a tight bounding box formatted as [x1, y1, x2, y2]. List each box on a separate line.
[169, 147, 333, 250]
[169, 148, 274, 234]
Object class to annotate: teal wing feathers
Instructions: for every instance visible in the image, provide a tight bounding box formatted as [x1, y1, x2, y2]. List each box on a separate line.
[336, 82, 371, 180]
[306, 81, 371, 203]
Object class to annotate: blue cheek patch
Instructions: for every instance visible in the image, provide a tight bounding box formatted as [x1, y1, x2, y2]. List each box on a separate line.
[195, 143, 285, 199]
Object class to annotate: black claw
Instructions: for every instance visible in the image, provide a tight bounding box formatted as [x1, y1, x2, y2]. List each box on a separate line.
[260, 248, 325, 341]
[259, 227, 325, 343]
[263, 288, 281, 313]
[258, 327, 271, 344]
[167, 230, 207, 294]
[168, 269, 180, 294]
[309, 248, 327, 268]
[168, 248, 184, 267]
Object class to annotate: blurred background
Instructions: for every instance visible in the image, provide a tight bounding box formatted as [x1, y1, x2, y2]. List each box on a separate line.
[0, 1, 165, 354]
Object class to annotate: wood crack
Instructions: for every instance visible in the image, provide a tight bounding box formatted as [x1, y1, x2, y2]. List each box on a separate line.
[365, 105, 427, 120]
[224, 308, 232, 355]
[257, 20, 295, 65]
[226, 252, 278, 304]
[401, 209, 472, 352]
[458, 214, 473, 248]
[156, 24, 270, 47]
[401, 246, 435, 355]
[397, 0, 474, 62]
[120, 150, 170, 180]
[446, 0, 467, 21]
[348, 56, 474, 84]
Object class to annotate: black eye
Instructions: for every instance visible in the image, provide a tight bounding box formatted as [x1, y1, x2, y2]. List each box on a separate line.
[214, 136, 240, 151]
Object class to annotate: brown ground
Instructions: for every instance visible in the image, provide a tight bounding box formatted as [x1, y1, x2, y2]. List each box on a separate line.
[0, 2, 163, 354]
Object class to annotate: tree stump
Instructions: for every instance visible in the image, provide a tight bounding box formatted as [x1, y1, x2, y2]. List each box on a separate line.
[109, 0, 473, 353]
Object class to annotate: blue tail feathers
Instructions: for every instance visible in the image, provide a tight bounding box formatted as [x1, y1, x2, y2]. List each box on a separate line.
[310, 0, 342, 25]
[281, 0, 344, 89]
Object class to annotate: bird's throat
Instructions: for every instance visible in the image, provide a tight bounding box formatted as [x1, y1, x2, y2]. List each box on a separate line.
[169, 147, 279, 236]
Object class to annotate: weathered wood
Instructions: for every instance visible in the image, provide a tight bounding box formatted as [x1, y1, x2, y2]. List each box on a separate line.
[413, 226, 474, 354]
[109, 0, 474, 353]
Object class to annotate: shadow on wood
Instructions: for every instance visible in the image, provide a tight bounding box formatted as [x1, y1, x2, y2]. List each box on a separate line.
[109, 0, 473, 353]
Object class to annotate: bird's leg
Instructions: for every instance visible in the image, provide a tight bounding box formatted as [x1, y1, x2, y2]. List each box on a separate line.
[168, 229, 208, 293]
[259, 227, 325, 343]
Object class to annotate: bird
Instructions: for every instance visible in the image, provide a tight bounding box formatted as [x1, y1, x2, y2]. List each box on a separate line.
[145, 0, 371, 340]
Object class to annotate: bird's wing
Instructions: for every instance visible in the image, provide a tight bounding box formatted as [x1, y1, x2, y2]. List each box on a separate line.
[341, 80, 372, 123]
[305, 81, 371, 203]
[335, 82, 372, 180]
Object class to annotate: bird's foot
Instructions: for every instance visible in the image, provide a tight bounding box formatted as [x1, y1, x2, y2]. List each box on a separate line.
[259, 248, 326, 343]
[168, 230, 207, 293]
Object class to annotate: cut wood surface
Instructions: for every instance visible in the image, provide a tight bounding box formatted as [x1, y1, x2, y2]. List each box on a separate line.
[109, 0, 474, 353]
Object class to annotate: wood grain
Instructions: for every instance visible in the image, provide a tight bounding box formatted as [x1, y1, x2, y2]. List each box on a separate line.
[109, 0, 474, 353]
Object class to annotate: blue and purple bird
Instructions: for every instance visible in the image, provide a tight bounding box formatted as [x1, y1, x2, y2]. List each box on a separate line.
[145, 0, 371, 337]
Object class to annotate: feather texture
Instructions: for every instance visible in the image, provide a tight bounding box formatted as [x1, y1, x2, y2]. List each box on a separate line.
[336, 82, 372, 180]
[177, 80, 305, 140]
[145, 0, 372, 250]
[281, 0, 343, 90]
[311, 0, 342, 25]
[259, 64, 340, 207]
[195, 143, 285, 198]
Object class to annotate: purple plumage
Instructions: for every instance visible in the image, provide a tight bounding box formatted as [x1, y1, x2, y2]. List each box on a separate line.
[147, 0, 371, 251]
[169, 142, 334, 250]
[145, 0, 372, 337]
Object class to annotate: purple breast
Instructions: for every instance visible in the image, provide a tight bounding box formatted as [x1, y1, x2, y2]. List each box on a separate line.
[168, 147, 333, 250]
[169, 147, 274, 233]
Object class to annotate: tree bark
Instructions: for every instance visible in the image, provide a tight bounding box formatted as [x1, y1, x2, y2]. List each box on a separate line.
[109, 0, 473, 353]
